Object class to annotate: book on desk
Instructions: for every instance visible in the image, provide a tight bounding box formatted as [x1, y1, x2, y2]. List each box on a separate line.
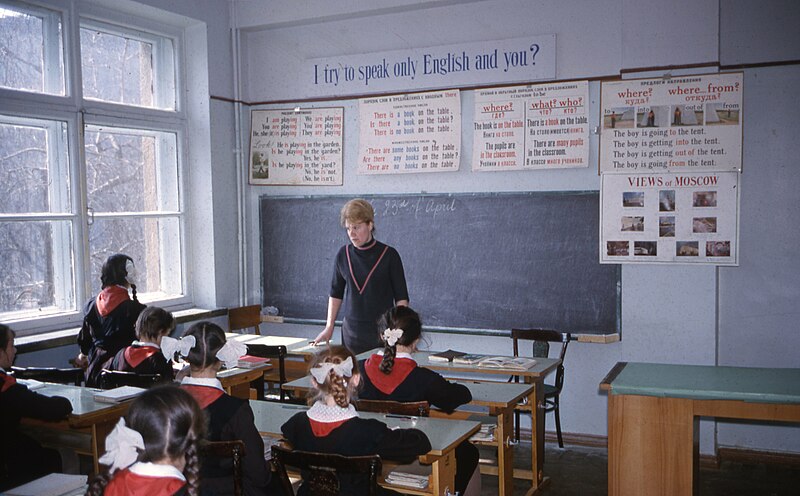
[437, 353, 537, 370]
[93, 385, 146, 403]
[237, 355, 271, 368]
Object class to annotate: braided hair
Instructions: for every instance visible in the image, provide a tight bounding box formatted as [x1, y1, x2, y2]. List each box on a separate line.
[100, 253, 139, 303]
[307, 345, 358, 408]
[86, 385, 206, 496]
[183, 321, 226, 372]
[378, 305, 422, 374]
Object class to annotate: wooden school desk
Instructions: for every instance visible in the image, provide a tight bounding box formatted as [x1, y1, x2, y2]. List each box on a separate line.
[250, 400, 480, 496]
[283, 376, 532, 496]
[226, 332, 321, 381]
[600, 362, 800, 496]
[20, 383, 130, 474]
[356, 349, 561, 495]
[216, 361, 272, 399]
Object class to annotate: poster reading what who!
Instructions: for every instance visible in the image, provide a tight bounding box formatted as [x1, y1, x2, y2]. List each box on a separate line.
[358, 89, 461, 174]
[472, 81, 590, 171]
[600, 171, 739, 265]
[600, 73, 742, 174]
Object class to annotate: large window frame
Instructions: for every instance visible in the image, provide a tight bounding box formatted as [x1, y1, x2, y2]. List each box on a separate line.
[0, 0, 192, 335]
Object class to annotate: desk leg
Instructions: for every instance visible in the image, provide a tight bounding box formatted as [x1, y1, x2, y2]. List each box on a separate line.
[494, 408, 514, 496]
[608, 394, 697, 496]
[424, 450, 457, 496]
[91, 420, 116, 475]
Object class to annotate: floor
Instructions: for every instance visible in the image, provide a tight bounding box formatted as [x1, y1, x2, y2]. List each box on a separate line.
[478, 442, 800, 496]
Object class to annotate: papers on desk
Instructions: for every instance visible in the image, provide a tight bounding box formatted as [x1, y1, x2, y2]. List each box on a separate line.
[469, 423, 496, 443]
[450, 354, 537, 370]
[16, 378, 46, 391]
[385, 471, 429, 490]
[451, 353, 487, 365]
[93, 385, 146, 403]
[4, 473, 87, 496]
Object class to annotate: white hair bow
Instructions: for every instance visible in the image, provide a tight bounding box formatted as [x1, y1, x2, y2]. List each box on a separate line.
[383, 328, 404, 347]
[124, 259, 137, 286]
[216, 339, 248, 369]
[99, 418, 144, 473]
[161, 335, 196, 360]
[310, 356, 353, 384]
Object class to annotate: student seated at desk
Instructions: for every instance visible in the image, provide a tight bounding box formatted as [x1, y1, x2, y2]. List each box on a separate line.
[359, 306, 481, 496]
[87, 385, 206, 496]
[0, 324, 73, 492]
[176, 322, 273, 496]
[282, 345, 431, 496]
[106, 306, 176, 380]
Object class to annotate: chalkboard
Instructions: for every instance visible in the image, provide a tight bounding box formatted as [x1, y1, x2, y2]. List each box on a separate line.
[260, 193, 620, 335]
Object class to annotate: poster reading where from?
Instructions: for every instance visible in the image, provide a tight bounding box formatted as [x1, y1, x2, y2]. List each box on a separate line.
[358, 89, 461, 174]
[600, 171, 739, 265]
[472, 81, 590, 171]
[600, 73, 742, 174]
[249, 108, 343, 185]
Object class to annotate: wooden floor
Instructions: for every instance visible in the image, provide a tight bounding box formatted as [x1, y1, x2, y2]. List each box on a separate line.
[479, 442, 800, 496]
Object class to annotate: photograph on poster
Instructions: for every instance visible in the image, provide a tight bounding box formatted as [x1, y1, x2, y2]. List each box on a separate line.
[677, 241, 699, 256]
[634, 241, 657, 256]
[693, 217, 717, 233]
[707, 240, 731, 256]
[623, 192, 645, 207]
[607, 241, 629, 256]
[693, 191, 717, 207]
[659, 216, 675, 237]
[706, 102, 740, 125]
[659, 190, 676, 211]
[622, 216, 645, 231]
[604, 107, 634, 129]
[637, 106, 667, 128]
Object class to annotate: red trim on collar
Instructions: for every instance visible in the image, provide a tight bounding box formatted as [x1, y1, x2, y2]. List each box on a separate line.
[309, 418, 349, 437]
[181, 384, 225, 409]
[96, 286, 130, 317]
[364, 354, 417, 394]
[346, 244, 389, 295]
[1, 372, 16, 392]
[104, 469, 185, 496]
[124, 346, 160, 368]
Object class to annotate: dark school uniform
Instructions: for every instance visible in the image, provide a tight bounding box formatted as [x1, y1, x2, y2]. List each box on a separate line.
[359, 353, 479, 494]
[330, 239, 408, 354]
[108, 342, 175, 379]
[281, 402, 431, 496]
[78, 285, 146, 387]
[0, 369, 73, 491]
[181, 378, 270, 496]
[103, 462, 188, 496]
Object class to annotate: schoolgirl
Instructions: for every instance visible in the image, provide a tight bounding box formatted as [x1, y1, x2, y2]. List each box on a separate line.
[0, 324, 73, 491]
[106, 306, 176, 380]
[87, 385, 206, 496]
[175, 322, 271, 495]
[76, 254, 146, 386]
[359, 305, 481, 496]
[281, 345, 431, 496]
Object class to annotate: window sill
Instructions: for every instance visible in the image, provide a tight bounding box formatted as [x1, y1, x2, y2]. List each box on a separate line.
[15, 307, 228, 354]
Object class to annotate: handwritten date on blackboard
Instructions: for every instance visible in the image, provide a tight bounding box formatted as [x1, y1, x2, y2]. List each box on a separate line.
[381, 197, 456, 219]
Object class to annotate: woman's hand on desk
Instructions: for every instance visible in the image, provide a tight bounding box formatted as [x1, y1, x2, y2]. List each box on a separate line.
[311, 327, 333, 346]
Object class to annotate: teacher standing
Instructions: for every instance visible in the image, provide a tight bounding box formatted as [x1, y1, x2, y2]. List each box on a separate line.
[312, 199, 409, 354]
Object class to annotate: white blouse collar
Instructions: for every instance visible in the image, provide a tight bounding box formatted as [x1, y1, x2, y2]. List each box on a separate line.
[307, 400, 359, 423]
[181, 376, 224, 391]
[131, 340, 160, 349]
[374, 350, 415, 361]
[129, 461, 186, 481]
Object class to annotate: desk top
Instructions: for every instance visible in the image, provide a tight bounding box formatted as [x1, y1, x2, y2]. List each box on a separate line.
[283, 375, 532, 408]
[600, 362, 800, 404]
[249, 400, 480, 457]
[226, 333, 320, 356]
[34, 383, 129, 427]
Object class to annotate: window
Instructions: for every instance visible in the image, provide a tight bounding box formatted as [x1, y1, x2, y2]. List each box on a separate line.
[0, 0, 188, 333]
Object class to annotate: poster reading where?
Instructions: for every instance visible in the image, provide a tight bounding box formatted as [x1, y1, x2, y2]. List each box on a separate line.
[600, 171, 739, 265]
[600, 73, 742, 174]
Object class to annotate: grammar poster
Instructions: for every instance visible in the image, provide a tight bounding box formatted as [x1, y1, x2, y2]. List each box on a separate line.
[358, 89, 460, 174]
[249, 108, 343, 185]
[472, 80, 589, 171]
[600, 171, 739, 265]
[600, 73, 742, 174]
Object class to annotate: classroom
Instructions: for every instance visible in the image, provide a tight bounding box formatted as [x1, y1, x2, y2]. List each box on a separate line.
[2, 0, 799, 494]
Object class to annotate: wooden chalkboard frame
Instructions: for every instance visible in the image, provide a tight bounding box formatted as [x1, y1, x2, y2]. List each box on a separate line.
[260, 192, 621, 338]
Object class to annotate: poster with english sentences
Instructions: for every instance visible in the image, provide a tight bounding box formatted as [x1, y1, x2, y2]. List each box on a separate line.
[472, 81, 590, 171]
[600, 73, 742, 174]
[600, 171, 739, 265]
[249, 108, 343, 185]
[358, 89, 461, 174]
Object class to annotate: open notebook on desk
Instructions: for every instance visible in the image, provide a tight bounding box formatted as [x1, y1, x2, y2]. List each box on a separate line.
[444, 354, 537, 370]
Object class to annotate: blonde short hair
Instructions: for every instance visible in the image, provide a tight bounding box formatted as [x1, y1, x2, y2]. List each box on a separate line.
[340, 198, 374, 227]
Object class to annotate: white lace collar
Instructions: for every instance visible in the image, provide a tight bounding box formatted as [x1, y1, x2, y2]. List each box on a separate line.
[374, 350, 415, 361]
[129, 461, 186, 481]
[181, 376, 224, 391]
[307, 400, 359, 423]
[131, 340, 160, 349]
